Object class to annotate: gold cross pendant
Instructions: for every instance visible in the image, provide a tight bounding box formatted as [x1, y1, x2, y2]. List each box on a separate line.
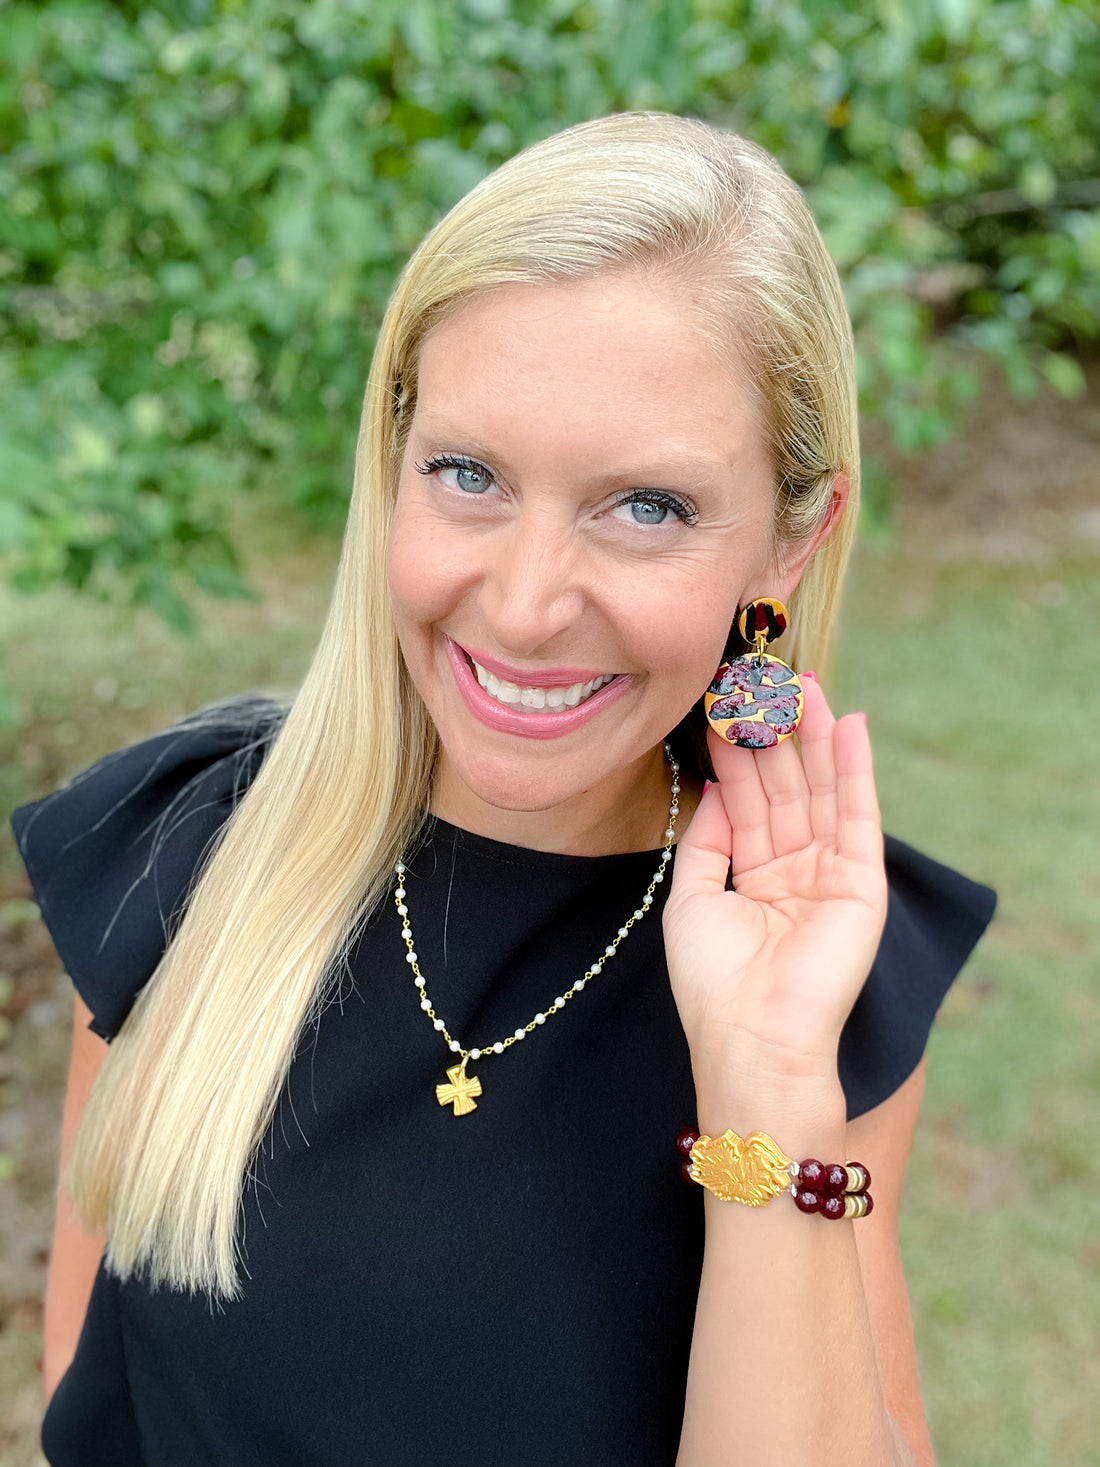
[436, 1063, 482, 1116]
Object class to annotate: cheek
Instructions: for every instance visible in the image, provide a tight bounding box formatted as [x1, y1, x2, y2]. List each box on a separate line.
[614, 575, 735, 688]
[387, 500, 469, 633]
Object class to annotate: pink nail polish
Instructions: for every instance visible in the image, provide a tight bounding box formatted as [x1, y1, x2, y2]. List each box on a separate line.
[702, 779, 713, 793]
[802, 669, 817, 683]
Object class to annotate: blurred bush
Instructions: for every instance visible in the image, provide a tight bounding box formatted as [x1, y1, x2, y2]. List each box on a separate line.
[2, 0, 1097, 621]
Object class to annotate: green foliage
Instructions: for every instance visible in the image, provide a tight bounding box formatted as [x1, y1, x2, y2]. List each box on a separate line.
[2, 0, 1097, 611]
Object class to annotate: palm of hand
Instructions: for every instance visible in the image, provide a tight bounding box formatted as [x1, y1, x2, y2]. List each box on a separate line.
[663, 679, 887, 1077]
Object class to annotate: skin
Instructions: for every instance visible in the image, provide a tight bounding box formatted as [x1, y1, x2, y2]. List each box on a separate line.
[47, 270, 935, 1465]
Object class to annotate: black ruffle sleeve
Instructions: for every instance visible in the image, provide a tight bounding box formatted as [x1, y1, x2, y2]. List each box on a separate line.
[9, 696, 288, 1041]
[840, 835, 996, 1117]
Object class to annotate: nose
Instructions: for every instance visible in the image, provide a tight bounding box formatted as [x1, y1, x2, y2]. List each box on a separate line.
[476, 509, 587, 657]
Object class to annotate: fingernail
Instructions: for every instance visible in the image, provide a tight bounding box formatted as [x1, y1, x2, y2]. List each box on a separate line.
[802, 669, 817, 683]
[702, 779, 713, 793]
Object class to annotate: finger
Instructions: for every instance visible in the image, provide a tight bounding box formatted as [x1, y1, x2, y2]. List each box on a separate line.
[669, 780, 734, 900]
[706, 729, 776, 874]
[796, 675, 839, 843]
[835, 712, 884, 866]
[752, 726, 813, 857]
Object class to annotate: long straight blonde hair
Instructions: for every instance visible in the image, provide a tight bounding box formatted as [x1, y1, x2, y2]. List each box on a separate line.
[69, 113, 861, 1298]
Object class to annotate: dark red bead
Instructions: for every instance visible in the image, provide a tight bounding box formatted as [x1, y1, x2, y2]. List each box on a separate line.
[675, 1127, 699, 1160]
[798, 1158, 826, 1191]
[794, 1188, 823, 1214]
[822, 1195, 847, 1221]
[680, 1159, 696, 1186]
[863, 1192, 874, 1216]
[823, 1164, 849, 1198]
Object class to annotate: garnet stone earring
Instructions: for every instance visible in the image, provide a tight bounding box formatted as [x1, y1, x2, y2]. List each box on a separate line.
[704, 597, 804, 749]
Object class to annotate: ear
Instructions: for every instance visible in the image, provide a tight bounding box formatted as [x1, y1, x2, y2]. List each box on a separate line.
[769, 471, 850, 603]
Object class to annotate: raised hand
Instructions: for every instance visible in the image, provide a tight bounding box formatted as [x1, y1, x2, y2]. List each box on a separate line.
[663, 676, 887, 1102]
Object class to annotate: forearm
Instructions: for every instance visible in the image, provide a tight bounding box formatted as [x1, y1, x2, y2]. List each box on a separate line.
[676, 1075, 916, 1467]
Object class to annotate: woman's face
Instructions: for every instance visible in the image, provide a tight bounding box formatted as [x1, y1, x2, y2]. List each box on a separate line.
[388, 271, 802, 828]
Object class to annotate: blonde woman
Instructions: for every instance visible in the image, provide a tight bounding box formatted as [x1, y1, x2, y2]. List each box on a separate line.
[14, 114, 994, 1467]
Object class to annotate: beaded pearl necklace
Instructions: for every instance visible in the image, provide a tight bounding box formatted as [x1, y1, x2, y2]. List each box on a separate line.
[394, 746, 681, 1115]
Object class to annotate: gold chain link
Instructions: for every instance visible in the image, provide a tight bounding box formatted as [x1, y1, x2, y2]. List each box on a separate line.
[394, 745, 681, 1075]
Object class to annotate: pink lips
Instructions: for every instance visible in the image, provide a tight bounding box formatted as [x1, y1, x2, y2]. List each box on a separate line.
[445, 638, 632, 741]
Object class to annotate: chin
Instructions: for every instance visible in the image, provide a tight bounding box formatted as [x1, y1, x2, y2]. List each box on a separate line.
[441, 737, 607, 811]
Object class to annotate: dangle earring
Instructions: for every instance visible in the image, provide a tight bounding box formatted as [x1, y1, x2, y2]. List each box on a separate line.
[704, 597, 804, 749]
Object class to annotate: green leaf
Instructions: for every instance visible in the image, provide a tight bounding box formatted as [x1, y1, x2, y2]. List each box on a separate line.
[1041, 352, 1086, 399]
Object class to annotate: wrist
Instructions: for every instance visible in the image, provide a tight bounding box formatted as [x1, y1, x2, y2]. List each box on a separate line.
[691, 1048, 846, 1151]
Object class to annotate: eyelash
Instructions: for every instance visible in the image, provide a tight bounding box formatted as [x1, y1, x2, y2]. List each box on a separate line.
[414, 455, 699, 526]
[414, 453, 488, 481]
[611, 488, 699, 527]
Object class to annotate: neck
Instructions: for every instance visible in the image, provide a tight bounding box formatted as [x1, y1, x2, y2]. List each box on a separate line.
[429, 744, 699, 857]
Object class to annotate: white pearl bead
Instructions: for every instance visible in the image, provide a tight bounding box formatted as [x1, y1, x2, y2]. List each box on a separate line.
[420, 998, 431, 1011]
[396, 862, 405, 874]
[554, 997, 565, 1008]
[470, 1048, 481, 1060]
[433, 1019, 445, 1031]
[653, 872, 664, 883]
[535, 1013, 546, 1024]
[514, 1028, 525, 1040]
[618, 927, 628, 938]
[401, 927, 411, 940]
[634, 909, 644, 919]
[449, 1040, 461, 1052]
[665, 828, 675, 840]
[493, 1042, 504, 1054]
[394, 888, 405, 900]
[590, 961, 602, 974]
[604, 945, 616, 957]
[415, 976, 425, 988]
[397, 904, 408, 917]
[575, 978, 586, 990]
[405, 952, 417, 964]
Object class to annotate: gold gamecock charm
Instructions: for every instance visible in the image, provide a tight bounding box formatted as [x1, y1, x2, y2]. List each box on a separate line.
[688, 1129, 796, 1206]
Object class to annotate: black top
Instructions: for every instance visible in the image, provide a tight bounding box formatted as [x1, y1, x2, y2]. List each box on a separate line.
[12, 698, 996, 1467]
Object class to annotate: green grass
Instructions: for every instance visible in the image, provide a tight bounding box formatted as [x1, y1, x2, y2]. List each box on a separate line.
[1, 525, 1097, 1465]
[833, 548, 1100, 1466]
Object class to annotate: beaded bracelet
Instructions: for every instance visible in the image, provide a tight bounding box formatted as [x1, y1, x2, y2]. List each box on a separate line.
[675, 1127, 874, 1219]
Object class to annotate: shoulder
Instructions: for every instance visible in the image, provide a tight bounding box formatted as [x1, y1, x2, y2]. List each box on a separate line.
[839, 834, 997, 1120]
[10, 695, 289, 1040]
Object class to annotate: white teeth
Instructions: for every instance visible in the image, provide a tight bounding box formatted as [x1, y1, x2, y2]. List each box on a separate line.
[469, 660, 616, 713]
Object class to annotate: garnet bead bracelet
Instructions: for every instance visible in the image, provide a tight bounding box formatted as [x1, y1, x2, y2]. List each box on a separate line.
[675, 1128, 874, 1219]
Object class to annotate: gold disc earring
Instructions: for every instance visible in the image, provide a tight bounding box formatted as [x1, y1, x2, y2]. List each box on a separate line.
[704, 597, 804, 749]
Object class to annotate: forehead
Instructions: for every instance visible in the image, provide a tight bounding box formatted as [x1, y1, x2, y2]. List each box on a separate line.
[412, 274, 769, 487]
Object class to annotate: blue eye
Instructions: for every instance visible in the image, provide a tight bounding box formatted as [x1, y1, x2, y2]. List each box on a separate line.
[612, 490, 697, 528]
[415, 454, 497, 496]
[628, 499, 670, 525]
[449, 463, 494, 494]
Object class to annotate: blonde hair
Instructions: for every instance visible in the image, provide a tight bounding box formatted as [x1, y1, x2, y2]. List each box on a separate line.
[69, 112, 860, 1297]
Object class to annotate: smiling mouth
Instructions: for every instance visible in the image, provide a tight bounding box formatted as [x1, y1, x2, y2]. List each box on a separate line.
[465, 653, 618, 713]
